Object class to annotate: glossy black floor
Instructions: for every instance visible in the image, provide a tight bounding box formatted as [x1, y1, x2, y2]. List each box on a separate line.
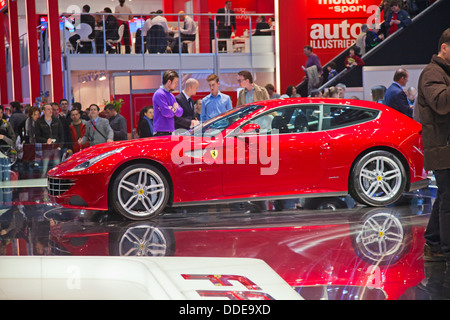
[0, 179, 447, 300]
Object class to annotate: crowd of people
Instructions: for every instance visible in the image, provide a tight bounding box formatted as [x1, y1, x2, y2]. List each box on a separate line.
[0, 98, 128, 177]
[66, 0, 274, 55]
[304, 0, 431, 94]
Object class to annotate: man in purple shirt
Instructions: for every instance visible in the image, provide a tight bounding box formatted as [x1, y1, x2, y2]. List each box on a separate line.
[152, 70, 183, 136]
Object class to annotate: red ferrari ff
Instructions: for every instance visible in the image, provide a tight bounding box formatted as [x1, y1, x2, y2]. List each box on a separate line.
[47, 98, 428, 220]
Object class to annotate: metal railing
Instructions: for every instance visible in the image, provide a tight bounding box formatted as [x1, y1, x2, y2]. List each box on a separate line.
[55, 12, 275, 57]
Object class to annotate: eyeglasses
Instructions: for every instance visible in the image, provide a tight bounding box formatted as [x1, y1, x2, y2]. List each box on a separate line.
[237, 78, 246, 83]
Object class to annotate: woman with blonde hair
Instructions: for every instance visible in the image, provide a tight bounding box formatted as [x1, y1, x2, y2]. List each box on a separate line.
[324, 86, 339, 98]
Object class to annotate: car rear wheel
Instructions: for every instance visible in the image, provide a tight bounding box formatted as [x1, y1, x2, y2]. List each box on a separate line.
[111, 163, 169, 220]
[350, 151, 406, 206]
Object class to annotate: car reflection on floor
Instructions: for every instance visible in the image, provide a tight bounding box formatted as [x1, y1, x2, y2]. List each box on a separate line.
[44, 198, 433, 299]
[0, 189, 446, 300]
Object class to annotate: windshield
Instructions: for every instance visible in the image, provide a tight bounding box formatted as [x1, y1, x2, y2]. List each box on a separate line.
[183, 104, 263, 137]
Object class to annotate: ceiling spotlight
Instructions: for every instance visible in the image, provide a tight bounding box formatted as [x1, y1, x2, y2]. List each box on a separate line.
[99, 73, 106, 81]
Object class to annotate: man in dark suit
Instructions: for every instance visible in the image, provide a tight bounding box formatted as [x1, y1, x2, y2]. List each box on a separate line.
[175, 78, 200, 131]
[384, 68, 413, 118]
[216, 1, 236, 51]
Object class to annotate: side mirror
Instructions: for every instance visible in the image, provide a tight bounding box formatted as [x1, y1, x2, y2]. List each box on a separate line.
[239, 123, 260, 135]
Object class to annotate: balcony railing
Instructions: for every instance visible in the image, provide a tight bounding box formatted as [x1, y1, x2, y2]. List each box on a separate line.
[55, 12, 275, 58]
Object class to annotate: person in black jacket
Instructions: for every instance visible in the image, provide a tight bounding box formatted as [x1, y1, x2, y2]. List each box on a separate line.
[253, 16, 270, 36]
[34, 104, 65, 174]
[104, 103, 127, 141]
[56, 99, 73, 151]
[69, 5, 96, 53]
[175, 78, 200, 131]
[35, 104, 64, 145]
[8, 101, 27, 137]
[137, 106, 154, 138]
[103, 7, 119, 53]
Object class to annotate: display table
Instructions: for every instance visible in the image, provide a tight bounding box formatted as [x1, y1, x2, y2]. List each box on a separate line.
[212, 37, 250, 53]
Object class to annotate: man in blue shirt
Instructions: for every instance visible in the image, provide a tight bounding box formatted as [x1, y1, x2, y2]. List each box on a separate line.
[384, 68, 413, 118]
[200, 74, 232, 122]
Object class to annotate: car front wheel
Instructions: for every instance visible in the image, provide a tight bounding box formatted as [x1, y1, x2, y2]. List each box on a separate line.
[350, 151, 406, 206]
[111, 163, 170, 220]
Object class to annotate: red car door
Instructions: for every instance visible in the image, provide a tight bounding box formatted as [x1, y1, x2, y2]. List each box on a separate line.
[222, 104, 330, 198]
[169, 135, 225, 203]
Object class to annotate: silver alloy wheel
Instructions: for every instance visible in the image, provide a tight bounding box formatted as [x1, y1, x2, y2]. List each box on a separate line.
[117, 167, 166, 218]
[358, 155, 402, 203]
[118, 225, 168, 256]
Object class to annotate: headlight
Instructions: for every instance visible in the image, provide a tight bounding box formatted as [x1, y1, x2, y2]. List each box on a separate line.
[68, 147, 125, 172]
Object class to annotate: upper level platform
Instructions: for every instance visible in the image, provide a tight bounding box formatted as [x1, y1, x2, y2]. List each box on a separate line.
[63, 47, 275, 72]
[38, 12, 276, 74]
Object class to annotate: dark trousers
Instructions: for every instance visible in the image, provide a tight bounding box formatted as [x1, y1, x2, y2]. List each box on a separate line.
[121, 22, 131, 54]
[425, 169, 450, 260]
[69, 34, 93, 53]
[172, 34, 196, 53]
[217, 26, 232, 51]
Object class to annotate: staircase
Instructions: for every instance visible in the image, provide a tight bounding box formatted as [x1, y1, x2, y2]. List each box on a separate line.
[296, 0, 450, 96]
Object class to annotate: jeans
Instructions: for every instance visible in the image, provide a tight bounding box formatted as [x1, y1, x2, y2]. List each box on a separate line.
[425, 169, 450, 260]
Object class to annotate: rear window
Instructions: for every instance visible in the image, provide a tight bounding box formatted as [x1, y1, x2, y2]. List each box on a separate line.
[322, 105, 379, 130]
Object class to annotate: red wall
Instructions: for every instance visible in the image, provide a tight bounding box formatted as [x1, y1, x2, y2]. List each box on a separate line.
[278, 0, 308, 92]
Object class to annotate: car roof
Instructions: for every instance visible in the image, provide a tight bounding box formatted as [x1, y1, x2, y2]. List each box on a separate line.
[257, 97, 389, 112]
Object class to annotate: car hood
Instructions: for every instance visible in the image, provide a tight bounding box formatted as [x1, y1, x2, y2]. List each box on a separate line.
[79, 136, 178, 157]
[49, 136, 181, 175]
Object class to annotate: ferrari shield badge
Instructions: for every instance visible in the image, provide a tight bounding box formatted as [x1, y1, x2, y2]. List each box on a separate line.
[210, 149, 218, 159]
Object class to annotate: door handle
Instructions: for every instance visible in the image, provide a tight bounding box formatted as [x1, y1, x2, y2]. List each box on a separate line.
[320, 142, 330, 150]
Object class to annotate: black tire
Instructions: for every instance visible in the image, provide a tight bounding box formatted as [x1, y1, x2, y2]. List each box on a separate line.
[110, 163, 170, 220]
[350, 150, 406, 206]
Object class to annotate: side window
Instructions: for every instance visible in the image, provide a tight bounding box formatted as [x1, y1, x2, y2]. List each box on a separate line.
[245, 105, 320, 134]
[322, 105, 380, 130]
